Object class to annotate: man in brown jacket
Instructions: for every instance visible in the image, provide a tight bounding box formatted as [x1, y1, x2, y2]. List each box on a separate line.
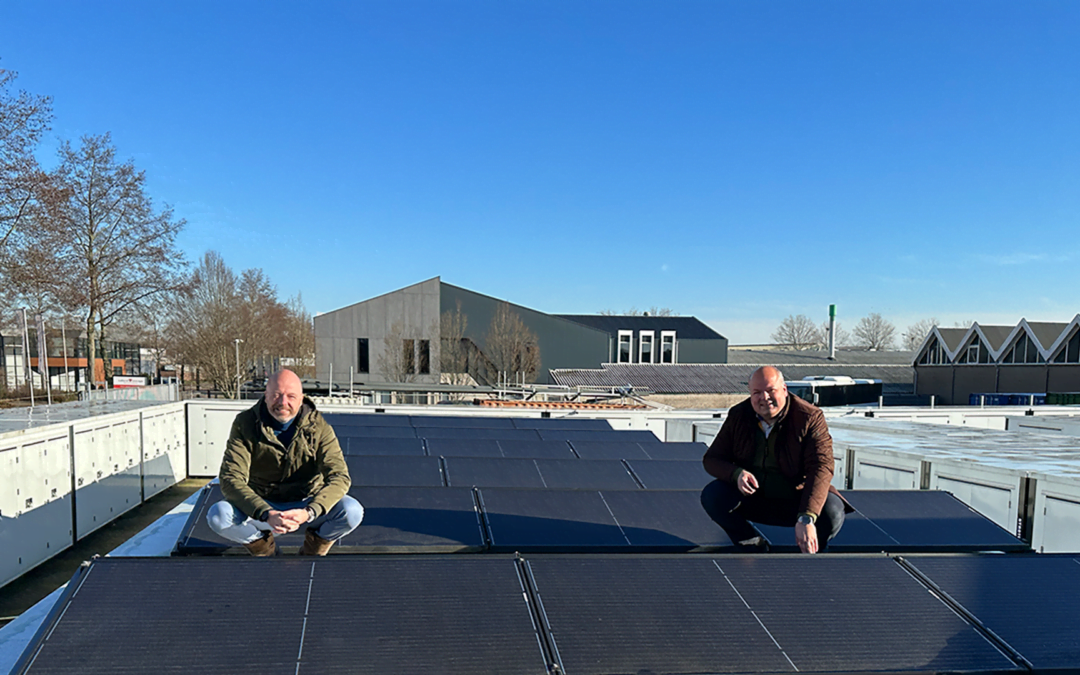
[701, 366, 848, 553]
[207, 369, 363, 556]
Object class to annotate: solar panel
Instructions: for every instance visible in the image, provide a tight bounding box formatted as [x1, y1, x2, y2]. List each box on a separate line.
[496, 440, 577, 459]
[538, 429, 660, 443]
[342, 487, 486, 552]
[333, 425, 417, 439]
[568, 440, 653, 460]
[14, 557, 313, 674]
[299, 557, 549, 674]
[478, 489, 631, 551]
[15, 556, 550, 674]
[419, 427, 542, 441]
[174, 484, 486, 554]
[532, 459, 642, 490]
[425, 438, 505, 457]
[345, 455, 444, 487]
[903, 554, 1080, 672]
[710, 556, 1022, 673]
[341, 436, 426, 456]
[624, 459, 713, 490]
[522, 556, 800, 675]
[511, 418, 612, 430]
[321, 412, 411, 427]
[597, 490, 736, 550]
[843, 490, 1030, 551]
[443, 457, 547, 488]
[752, 510, 900, 553]
[648, 441, 708, 460]
[409, 415, 517, 428]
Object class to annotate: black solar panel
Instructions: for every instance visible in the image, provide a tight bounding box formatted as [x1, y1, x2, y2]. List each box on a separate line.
[598, 490, 736, 550]
[409, 415, 517, 428]
[443, 457, 547, 488]
[752, 509, 901, 553]
[523, 556, 799, 675]
[538, 429, 660, 443]
[532, 459, 642, 490]
[321, 412, 411, 427]
[333, 425, 418, 439]
[15, 556, 550, 675]
[343, 487, 486, 552]
[496, 439, 576, 459]
[648, 441, 708, 460]
[569, 440, 653, 460]
[341, 436, 426, 456]
[624, 459, 713, 490]
[478, 489, 631, 551]
[712, 556, 1022, 673]
[300, 557, 549, 674]
[174, 484, 486, 554]
[419, 427, 542, 441]
[903, 554, 1080, 671]
[511, 417, 612, 430]
[426, 438, 505, 457]
[345, 455, 444, 487]
[843, 490, 1029, 551]
[15, 557, 313, 674]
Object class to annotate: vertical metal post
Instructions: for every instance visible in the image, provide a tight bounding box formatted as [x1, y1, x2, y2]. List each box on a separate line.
[930, 395, 935, 409]
[19, 308, 34, 406]
[233, 338, 243, 399]
[62, 322, 70, 392]
[349, 367, 354, 397]
[828, 304, 837, 360]
[329, 363, 333, 397]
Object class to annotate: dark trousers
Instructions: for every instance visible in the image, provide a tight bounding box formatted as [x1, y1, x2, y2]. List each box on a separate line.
[700, 479, 846, 550]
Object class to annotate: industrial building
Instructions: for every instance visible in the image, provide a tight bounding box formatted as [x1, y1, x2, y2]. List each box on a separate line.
[914, 316, 1080, 405]
[313, 277, 728, 386]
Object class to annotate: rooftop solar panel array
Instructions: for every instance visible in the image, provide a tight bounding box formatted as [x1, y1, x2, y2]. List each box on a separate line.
[24, 553, 1074, 674]
[28, 410, 1058, 675]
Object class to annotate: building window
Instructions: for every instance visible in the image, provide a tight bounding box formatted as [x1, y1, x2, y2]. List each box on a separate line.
[1052, 330, 1080, 364]
[1003, 335, 1044, 364]
[958, 336, 983, 364]
[357, 338, 369, 374]
[617, 331, 632, 364]
[660, 331, 676, 364]
[403, 339, 415, 374]
[639, 331, 654, 364]
[418, 340, 430, 374]
[918, 337, 945, 365]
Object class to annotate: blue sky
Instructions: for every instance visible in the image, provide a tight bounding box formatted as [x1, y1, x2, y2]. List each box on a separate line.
[3, 1, 1077, 344]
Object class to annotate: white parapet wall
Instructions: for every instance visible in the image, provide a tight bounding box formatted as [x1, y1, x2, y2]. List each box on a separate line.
[0, 401, 188, 589]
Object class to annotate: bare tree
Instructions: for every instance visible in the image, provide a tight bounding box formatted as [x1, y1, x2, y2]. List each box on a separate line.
[484, 302, 540, 383]
[0, 66, 54, 253]
[377, 322, 416, 384]
[168, 252, 242, 396]
[598, 306, 675, 316]
[953, 319, 975, 328]
[38, 133, 187, 383]
[903, 318, 939, 350]
[281, 293, 314, 378]
[853, 313, 897, 351]
[771, 314, 821, 350]
[816, 320, 851, 350]
[440, 301, 472, 386]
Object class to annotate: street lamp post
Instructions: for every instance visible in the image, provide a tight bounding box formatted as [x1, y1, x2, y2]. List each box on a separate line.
[234, 338, 244, 399]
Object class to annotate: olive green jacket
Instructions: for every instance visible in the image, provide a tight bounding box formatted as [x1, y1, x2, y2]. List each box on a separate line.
[219, 396, 350, 521]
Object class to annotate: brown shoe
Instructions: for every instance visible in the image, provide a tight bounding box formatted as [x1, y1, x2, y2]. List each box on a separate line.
[243, 532, 277, 557]
[299, 529, 335, 556]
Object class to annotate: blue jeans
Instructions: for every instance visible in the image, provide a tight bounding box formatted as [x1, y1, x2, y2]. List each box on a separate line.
[700, 479, 845, 550]
[207, 495, 364, 545]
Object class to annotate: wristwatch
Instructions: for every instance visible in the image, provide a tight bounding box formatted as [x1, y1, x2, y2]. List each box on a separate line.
[306, 506, 318, 522]
[797, 513, 815, 526]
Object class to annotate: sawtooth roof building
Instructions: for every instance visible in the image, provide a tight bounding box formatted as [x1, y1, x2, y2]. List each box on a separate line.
[914, 316, 1080, 405]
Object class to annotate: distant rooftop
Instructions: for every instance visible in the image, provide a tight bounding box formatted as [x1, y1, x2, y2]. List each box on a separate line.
[727, 349, 916, 366]
[554, 315, 725, 340]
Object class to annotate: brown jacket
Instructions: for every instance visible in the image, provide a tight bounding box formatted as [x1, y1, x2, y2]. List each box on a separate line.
[703, 395, 848, 517]
[219, 396, 351, 521]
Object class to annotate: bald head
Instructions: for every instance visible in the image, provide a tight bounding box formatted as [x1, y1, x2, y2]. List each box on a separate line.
[265, 370, 303, 423]
[749, 366, 787, 422]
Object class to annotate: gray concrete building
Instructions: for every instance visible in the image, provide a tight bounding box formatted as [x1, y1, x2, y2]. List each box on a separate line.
[913, 316, 1080, 404]
[313, 277, 728, 386]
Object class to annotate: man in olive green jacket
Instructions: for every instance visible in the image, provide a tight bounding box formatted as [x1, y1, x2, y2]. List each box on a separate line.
[207, 369, 363, 556]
